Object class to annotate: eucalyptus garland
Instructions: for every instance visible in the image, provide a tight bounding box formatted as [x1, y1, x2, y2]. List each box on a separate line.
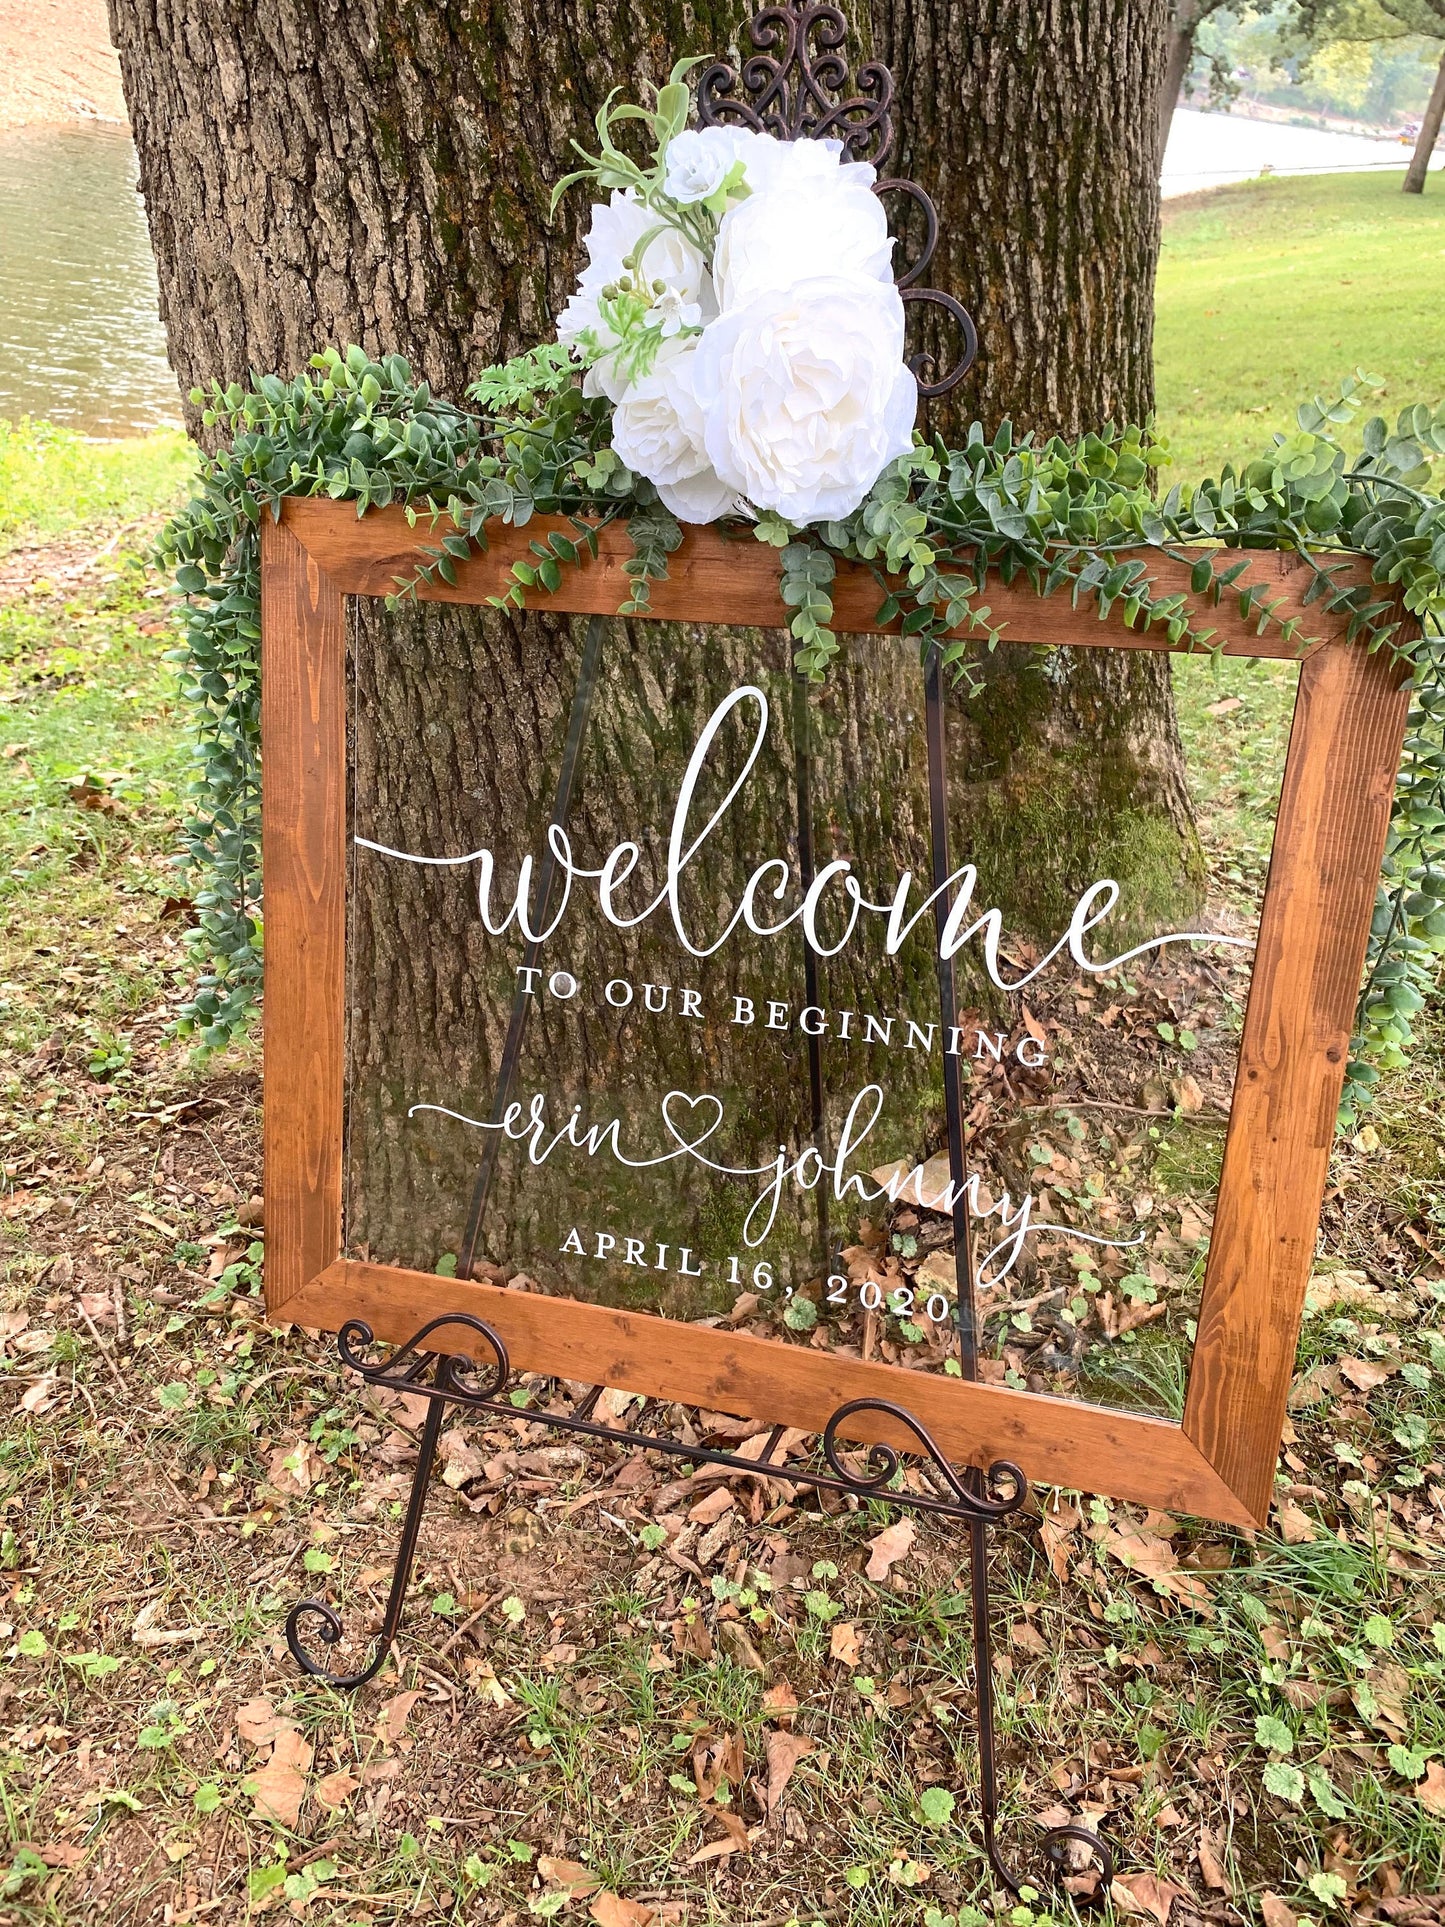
[159, 347, 1445, 1128]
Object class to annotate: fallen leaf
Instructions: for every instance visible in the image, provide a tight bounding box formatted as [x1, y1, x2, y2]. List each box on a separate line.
[686, 1808, 751, 1864]
[377, 1689, 425, 1743]
[1111, 1871, 1190, 1925]
[19, 1376, 59, 1414]
[1339, 1356, 1394, 1392]
[1039, 1498, 1081, 1581]
[1172, 1074, 1204, 1114]
[1363, 1662, 1411, 1733]
[1204, 695, 1243, 716]
[672, 1615, 714, 1662]
[688, 1487, 734, 1527]
[1100, 1524, 1210, 1610]
[765, 1728, 816, 1813]
[865, 1517, 916, 1581]
[1417, 1760, 1445, 1816]
[1261, 1893, 1298, 1927]
[829, 1621, 862, 1667]
[1198, 1828, 1230, 1892]
[1010, 1620, 1049, 1656]
[1274, 1503, 1317, 1545]
[236, 1696, 282, 1746]
[762, 1680, 799, 1725]
[438, 1427, 487, 1489]
[248, 1725, 312, 1828]
[314, 1770, 358, 1811]
[869, 1153, 952, 1212]
[539, 1857, 601, 1898]
[716, 1620, 765, 1673]
[266, 1437, 321, 1498]
[26, 1842, 84, 1868]
[590, 1895, 655, 1927]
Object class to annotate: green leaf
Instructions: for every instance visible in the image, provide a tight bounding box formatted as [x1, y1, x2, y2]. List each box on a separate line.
[249, 1863, 289, 1901]
[1308, 1871, 1349, 1908]
[919, 1786, 956, 1827]
[15, 1630, 46, 1659]
[1254, 1713, 1294, 1754]
[1263, 1760, 1304, 1804]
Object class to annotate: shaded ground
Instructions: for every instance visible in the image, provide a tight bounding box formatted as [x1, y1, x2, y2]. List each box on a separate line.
[0, 430, 1442, 1927]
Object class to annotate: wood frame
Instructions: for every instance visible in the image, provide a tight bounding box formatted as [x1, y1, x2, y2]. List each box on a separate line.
[262, 498, 1413, 1528]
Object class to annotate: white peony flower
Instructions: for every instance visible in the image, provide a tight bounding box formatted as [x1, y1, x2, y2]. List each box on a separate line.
[609, 338, 738, 524]
[556, 190, 711, 402]
[692, 273, 918, 524]
[742, 132, 849, 194]
[713, 159, 893, 309]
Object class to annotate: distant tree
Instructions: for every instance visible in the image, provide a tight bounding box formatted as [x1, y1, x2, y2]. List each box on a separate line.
[1159, 0, 1242, 164]
[1288, 0, 1445, 188]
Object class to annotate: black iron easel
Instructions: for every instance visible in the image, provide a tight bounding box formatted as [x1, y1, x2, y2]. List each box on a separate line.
[289, 2, 1113, 1899]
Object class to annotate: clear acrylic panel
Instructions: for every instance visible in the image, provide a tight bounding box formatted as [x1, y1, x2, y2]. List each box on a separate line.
[344, 614, 1287, 1422]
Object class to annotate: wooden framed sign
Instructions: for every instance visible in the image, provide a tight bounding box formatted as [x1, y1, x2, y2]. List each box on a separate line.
[261, 498, 1412, 1529]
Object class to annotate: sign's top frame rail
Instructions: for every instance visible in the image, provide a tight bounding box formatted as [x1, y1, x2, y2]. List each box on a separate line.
[280, 499, 1367, 660]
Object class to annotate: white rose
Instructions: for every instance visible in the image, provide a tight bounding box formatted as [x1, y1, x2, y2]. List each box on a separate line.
[692, 273, 918, 524]
[556, 190, 711, 401]
[609, 338, 738, 525]
[662, 125, 754, 204]
[713, 162, 892, 308]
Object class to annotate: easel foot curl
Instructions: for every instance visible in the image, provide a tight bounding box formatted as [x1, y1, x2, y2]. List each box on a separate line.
[287, 1315, 1116, 1899]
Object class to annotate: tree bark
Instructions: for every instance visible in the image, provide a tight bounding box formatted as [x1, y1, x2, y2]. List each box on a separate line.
[1404, 43, 1445, 193]
[108, 0, 1201, 1281]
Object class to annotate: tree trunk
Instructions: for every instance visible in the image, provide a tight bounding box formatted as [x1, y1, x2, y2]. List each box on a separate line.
[109, 0, 1200, 1284]
[1404, 43, 1445, 193]
[1156, 0, 1204, 170]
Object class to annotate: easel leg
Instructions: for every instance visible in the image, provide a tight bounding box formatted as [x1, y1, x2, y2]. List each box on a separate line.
[968, 1509, 1115, 1898]
[286, 1394, 446, 1689]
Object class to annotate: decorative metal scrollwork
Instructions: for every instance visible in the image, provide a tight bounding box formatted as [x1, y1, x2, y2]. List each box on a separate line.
[822, 1398, 1026, 1520]
[697, 2, 895, 164]
[285, 1318, 508, 1688]
[696, 0, 978, 395]
[335, 1313, 510, 1401]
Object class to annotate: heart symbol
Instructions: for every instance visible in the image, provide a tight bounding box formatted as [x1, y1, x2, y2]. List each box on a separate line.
[661, 1090, 725, 1157]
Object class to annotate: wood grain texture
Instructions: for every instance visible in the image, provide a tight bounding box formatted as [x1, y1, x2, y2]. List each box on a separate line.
[261, 520, 347, 1310]
[260, 505, 1417, 1527]
[287, 1258, 1255, 1525]
[281, 498, 1366, 660]
[1183, 636, 1411, 1523]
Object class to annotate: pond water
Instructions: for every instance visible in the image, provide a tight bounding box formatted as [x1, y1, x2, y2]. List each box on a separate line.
[0, 123, 178, 436]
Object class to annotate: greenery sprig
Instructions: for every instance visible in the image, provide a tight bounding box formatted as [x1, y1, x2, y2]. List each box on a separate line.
[157, 352, 1444, 1130]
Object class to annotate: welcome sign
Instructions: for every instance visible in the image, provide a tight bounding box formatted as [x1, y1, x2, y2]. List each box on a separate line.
[347, 618, 1249, 1363]
[262, 504, 1410, 1528]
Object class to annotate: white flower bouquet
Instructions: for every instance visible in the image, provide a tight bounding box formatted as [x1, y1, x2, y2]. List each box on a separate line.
[550, 64, 919, 527]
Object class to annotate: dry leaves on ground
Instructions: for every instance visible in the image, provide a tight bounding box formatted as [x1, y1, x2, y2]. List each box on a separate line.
[865, 1516, 916, 1580]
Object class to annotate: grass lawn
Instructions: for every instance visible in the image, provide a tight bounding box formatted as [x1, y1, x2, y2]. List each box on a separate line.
[1156, 171, 1445, 481]
[0, 182, 1441, 1925]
